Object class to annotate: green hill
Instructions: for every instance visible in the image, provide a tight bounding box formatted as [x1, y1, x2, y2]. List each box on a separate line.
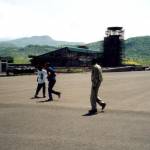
[0, 35, 83, 63]
[0, 35, 83, 47]
[86, 36, 150, 65]
[0, 36, 150, 65]
[125, 36, 150, 56]
[86, 41, 103, 52]
[0, 44, 57, 64]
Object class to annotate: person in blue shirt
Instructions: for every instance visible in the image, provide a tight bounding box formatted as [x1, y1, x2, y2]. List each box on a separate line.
[45, 63, 61, 101]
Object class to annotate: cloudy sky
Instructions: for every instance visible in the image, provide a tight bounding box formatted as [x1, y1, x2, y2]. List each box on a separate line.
[0, 0, 150, 43]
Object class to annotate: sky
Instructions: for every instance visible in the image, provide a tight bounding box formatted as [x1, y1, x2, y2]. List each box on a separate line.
[0, 0, 150, 43]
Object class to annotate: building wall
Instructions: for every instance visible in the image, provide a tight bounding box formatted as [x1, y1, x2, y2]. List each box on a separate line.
[0, 60, 8, 72]
[31, 49, 100, 67]
[0, 60, 1, 72]
[103, 35, 123, 67]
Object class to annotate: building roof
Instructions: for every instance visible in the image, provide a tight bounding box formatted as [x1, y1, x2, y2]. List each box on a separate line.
[107, 27, 123, 31]
[65, 46, 100, 53]
[32, 46, 100, 58]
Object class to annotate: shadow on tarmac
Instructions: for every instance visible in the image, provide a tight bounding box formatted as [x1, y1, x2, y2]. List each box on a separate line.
[37, 100, 53, 103]
[30, 96, 44, 99]
[82, 111, 104, 116]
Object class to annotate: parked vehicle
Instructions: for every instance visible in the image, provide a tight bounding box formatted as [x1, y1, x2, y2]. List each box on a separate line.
[6, 65, 35, 75]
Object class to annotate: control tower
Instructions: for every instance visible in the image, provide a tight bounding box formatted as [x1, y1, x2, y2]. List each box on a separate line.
[103, 27, 124, 67]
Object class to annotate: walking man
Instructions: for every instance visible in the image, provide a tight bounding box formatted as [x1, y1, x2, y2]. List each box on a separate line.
[89, 59, 106, 114]
[45, 63, 61, 101]
[34, 65, 47, 98]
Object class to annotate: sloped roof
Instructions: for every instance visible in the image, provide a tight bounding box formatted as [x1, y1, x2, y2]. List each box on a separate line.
[65, 47, 100, 53]
[33, 46, 100, 58]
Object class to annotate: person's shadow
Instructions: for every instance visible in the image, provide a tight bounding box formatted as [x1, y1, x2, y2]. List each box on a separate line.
[37, 99, 53, 103]
[82, 110, 104, 116]
[30, 96, 43, 99]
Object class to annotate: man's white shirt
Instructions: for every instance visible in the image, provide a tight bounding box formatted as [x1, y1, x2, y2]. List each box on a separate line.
[37, 69, 47, 84]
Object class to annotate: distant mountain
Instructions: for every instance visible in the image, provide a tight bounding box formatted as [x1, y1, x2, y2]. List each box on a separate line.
[0, 38, 12, 41]
[0, 35, 84, 47]
[86, 41, 103, 52]
[85, 36, 150, 55]
[0, 36, 150, 64]
[0, 44, 57, 64]
[124, 36, 150, 56]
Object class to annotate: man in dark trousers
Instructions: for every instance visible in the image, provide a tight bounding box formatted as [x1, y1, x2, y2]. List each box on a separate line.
[45, 63, 61, 101]
[89, 58, 106, 114]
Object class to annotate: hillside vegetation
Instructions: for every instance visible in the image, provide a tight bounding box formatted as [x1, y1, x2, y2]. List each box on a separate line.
[124, 36, 150, 65]
[0, 45, 57, 64]
[0, 36, 150, 65]
[0, 35, 83, 47]
[87, 36, 150, 65]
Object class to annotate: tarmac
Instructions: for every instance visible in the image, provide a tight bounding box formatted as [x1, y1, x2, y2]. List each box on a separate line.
[0, 71, 150, 150]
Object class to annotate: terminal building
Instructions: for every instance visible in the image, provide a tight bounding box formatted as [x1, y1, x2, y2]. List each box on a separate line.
[30, 46, 101, 67]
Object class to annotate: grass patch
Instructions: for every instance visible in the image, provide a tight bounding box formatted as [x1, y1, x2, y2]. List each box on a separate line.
[123, 58, 150, 66]
[14, 56, 30, 64]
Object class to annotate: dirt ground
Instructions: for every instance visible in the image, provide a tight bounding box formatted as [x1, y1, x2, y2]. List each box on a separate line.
[0, 71, 150, 150]
[0, 71, 150, 112]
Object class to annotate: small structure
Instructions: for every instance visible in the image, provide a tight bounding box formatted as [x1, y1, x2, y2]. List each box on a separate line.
[0, 57, 13, 73]
[103, 27, 124, 67]
[30, 47, 101, 67]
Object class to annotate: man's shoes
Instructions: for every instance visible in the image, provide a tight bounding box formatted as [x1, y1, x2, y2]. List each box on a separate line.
[88, 109, 97, 114]
[34, 95, 40, 98]
[101, 103, 106, 111]
[45, 99, 53, 102]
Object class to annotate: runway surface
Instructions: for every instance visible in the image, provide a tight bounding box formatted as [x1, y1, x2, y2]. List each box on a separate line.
[0, 71, 150, 150]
